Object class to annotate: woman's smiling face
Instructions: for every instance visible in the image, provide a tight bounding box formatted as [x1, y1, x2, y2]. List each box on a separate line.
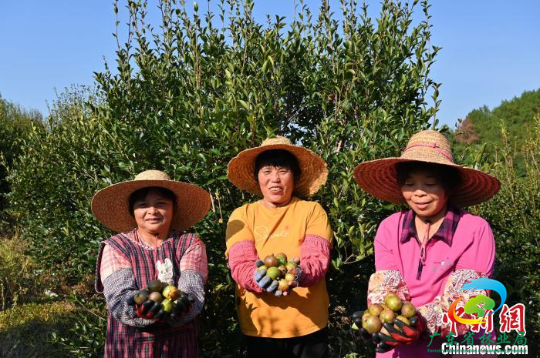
[400, 168, 448, 221]
[132, 189, 174, 235]
[258, 165, 295, 208]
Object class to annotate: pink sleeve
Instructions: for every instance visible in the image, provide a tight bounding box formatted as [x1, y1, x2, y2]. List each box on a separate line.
[228, 240, 263, 293]
[180, 236, 209, 283]
[100, 243, 131, 282]
[455, 220, 495, 277]
[299, 234, 331, 287]
[418, 269, 490, 336]
[374, 217, 400, 271]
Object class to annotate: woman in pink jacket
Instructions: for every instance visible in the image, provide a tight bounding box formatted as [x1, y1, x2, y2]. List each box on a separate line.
[353, 130, 500, 357]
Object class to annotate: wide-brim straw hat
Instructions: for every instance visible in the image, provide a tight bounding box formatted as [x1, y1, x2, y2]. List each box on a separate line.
[353, 130, 500, 208]
[228, 136, 328, 197]
[92, 170, 211, 232]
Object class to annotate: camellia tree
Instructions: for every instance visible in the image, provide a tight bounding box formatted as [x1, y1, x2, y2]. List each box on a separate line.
[9, 0, 440, 356]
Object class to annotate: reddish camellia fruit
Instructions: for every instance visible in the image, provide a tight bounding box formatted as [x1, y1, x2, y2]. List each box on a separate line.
[264, 255, 278, 268]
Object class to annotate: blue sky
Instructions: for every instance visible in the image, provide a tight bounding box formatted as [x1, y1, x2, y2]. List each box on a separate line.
[1, 1, 539, 127]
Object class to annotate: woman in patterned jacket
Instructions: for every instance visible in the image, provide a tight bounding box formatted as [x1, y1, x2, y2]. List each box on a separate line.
[92, 170, 210, 358]
[353, 130, 501, 356]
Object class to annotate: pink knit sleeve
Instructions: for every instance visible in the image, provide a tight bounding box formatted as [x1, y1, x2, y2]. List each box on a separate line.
[228, 240, 263, 293]
[299, 234, 331, 287]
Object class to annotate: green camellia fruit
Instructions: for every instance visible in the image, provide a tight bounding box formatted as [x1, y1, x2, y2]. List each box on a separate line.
[385, 295, 403, 312]
[161, 298, 173, 313]
[266, 266, 281, 280]
[275, 253, 288, 266]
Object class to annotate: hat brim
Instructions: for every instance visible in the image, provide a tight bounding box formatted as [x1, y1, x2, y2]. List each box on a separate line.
[228, 144, 328, 197]
[92, 179, 210, 233]
[353, 158, 500, 208]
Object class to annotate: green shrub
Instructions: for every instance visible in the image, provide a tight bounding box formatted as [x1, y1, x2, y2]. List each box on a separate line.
[0, 235, 57, 310]
[9, 0, 440, 356]
[0, 95, 42, 233]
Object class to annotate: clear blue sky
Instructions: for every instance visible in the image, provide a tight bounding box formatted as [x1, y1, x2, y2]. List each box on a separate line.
[1, 1, 539, 127]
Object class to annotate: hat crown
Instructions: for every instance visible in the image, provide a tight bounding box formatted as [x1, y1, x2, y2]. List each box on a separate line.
[134, 170, 171, 181]
[261, 136, 292, 146]
[401, 130, 455, 164]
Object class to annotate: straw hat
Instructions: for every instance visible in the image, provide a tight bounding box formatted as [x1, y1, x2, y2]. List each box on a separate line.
[353, 130, 500, 208]
[228, 136, 328, 197]
[92, 170, 210, 232]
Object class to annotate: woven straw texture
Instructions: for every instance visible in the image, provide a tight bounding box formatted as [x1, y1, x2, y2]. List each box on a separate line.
[92, 170, 210, 232]
[227, 137, 328, 197]
[353, 130, 500, 208]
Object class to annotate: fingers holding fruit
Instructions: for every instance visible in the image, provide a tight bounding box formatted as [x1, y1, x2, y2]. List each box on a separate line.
[255, 254, 301, 296]
[351, 292, 421, 352]
[130, 279, 192, 322]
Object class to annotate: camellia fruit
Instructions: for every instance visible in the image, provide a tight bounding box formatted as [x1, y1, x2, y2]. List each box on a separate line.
[147, 280, 164, 293]
[368, 304, 384, 316]
[401, 302, 416, 318]
[162, 285, 181, 301]
[264, 255, 278, 268]
[278, 265, 287, 276]
[277, 279, 289, 291]
[285, 272, 295, 282]
[379, 309, 396, 324]
[266, 266, 281, 280]
[362, 315, 382, 334]
[275, 253, 288, 266]
[396, 315, 410, 326]
[285, 261, 297, 272]
[161, 298, 173, 313]
[149, 291, 164, 303]
[134, 289, 149, 305]
[385, 295, 403, 312]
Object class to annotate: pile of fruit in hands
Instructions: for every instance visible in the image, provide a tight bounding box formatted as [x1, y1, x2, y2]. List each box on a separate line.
[127, 279, 193, 321]
[351, 293, 425, 353]
[254, 253, 301, 296]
